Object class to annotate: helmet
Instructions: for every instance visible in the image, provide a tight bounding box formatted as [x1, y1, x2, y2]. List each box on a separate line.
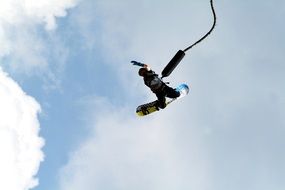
[138, 68, 147, 76]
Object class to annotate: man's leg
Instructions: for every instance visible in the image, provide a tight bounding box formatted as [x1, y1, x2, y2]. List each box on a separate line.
[164, 85, 180, 99]
[155, 93, 167, 109]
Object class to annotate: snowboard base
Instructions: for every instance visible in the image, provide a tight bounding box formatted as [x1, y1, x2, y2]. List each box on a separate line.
[136, 84, 189, 116]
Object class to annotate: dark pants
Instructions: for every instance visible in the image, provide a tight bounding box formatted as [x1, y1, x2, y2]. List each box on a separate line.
[155, 85, 180, 109]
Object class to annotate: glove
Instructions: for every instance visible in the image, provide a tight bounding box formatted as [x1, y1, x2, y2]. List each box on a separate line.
[131, 61, 144, 67]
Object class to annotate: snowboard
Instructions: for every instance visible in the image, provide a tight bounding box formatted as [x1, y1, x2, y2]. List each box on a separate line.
[136, 84, 189, 116]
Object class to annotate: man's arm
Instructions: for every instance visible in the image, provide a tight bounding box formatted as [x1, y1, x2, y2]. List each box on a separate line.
[131, 61, 151, 71]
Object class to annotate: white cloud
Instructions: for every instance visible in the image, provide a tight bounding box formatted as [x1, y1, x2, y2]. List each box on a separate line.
[0, 1, 80, 189]
[0, 67, 44, 190]
[59, 97, 209, 190]
[23, 0, 77, 30]
[0, 0, 77, 30]
[0, 0, 78, 76]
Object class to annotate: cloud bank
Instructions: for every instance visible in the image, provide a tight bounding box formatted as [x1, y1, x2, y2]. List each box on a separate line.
[0, 0, 79, 189]
[0, 68, 44, 190]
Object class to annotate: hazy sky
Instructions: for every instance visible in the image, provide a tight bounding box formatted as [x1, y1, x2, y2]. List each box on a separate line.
[0, 0, 284, 190]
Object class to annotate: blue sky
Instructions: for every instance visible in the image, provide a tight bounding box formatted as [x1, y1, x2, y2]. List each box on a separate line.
[0, 0, 285, 190]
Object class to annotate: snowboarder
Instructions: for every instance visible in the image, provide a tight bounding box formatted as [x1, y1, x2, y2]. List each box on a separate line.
[132, 60, 180, 110]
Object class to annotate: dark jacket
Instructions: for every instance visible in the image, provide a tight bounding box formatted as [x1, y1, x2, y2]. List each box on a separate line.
[143, 70, 165, 93]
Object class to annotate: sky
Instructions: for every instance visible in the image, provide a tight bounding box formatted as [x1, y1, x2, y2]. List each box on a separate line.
[0, 0, 285, 190]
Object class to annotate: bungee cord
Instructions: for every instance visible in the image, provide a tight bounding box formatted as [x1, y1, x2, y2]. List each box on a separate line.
[161, 0, 217, 78]
[183, 0, 217, 52]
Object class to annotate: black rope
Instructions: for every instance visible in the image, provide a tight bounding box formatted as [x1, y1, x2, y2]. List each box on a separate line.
[183, 0, 217, 52]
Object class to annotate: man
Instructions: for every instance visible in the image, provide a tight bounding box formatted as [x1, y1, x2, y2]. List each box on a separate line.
[132, 60, 180, 110]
